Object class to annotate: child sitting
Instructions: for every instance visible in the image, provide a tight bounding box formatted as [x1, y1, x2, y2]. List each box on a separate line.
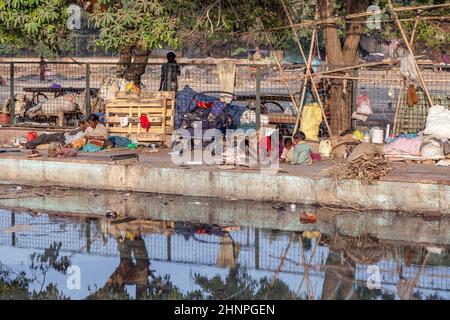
[280, 137, 294, 163]
[291, 131, 312, 165]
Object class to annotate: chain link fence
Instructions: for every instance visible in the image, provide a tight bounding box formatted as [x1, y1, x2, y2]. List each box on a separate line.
[0, 61, 449, 140]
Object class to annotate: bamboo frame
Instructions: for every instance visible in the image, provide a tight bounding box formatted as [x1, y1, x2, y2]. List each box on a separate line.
[293, 28, 316, 134]
[392, 80, 405, 136]
[261, 27, 302, 116]
[409, 16, 420, 47]
[280, 1, 332, 136]
[388, 0, 434, 107]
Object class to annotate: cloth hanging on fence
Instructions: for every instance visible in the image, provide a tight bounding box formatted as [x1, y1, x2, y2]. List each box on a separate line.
[216, 61, 236, 103]
[120, 116, 129, 127]
[399, 54, 419, 83]
[140, 115, 150, 132]
[407, 85, 419, 107]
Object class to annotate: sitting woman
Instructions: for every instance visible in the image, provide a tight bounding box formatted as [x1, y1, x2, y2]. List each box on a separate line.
[78, 114, 109, 152]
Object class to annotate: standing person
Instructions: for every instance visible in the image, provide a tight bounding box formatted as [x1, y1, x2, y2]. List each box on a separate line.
[39, 55, 47, 82]
[205, 52, 214, 84]
[159, 51, 181, 92]
[441, 50, 449, 71]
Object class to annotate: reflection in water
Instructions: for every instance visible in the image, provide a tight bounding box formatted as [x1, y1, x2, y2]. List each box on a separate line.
[0, 210, 448, 300]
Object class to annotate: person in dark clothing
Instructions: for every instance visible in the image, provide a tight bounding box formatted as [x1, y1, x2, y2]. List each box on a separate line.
[159, 52, 181, 92]
[25, 119, 88, 149]
[39, 56, 47, 82]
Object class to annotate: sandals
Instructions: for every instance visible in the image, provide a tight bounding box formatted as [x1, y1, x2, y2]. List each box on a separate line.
[105, 210, 120, 220]
[27, 150, 42, 158]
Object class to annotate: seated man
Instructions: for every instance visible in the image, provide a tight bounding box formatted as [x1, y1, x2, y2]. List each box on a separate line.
[84, 114, 108, 147]
[25, 119, 88, 149]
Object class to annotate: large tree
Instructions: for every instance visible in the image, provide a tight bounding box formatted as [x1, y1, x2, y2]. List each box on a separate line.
[317, 0, 370, 135]
[0, 0, 74, 55]
[89, 0, 178, 84]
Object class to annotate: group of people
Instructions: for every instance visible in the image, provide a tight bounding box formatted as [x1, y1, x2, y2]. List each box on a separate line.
[25, 114, 108, 151]
[280, 131, 313, 165]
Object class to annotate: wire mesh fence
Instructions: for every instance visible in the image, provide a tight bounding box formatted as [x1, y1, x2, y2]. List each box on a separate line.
[0, 61, 449, 138]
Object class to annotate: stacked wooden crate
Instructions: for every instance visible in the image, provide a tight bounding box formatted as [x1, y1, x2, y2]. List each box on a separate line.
[105, 91, 175, 144]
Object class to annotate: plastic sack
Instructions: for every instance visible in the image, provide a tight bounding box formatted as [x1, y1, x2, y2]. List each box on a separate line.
[421, 135, 445, 160]
[300, 103, 322, 141]
[356, 94, 373, 116]
[319, 140, 332, 157]
[423, 105, 450, 139]
[421, 144, 444, 160]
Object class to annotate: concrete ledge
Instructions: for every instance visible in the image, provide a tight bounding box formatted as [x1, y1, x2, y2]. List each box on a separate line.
[0, 157, 448, 214]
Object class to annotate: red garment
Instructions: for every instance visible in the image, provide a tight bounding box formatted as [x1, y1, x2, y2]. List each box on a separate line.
[140, 115, 150, 132]
[196, 101, 213, 109]
[258, 136, 271, 155]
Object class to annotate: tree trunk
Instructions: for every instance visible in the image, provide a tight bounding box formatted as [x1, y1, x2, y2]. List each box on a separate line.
[318, 0, 369, 135]
[117, 45, 151, 86]
[321, 250, 357, 300]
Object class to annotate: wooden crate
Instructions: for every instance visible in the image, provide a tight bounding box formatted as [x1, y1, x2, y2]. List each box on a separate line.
[105, 91, 175, 143]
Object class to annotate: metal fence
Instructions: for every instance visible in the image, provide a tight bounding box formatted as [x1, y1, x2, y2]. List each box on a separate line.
[1, 61, 449, 137]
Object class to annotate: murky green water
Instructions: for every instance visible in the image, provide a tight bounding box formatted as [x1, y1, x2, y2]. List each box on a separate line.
[0, 189, 448, 300]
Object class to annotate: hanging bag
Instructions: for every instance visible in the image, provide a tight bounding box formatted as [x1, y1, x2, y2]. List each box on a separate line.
[356, 93, 373, 116]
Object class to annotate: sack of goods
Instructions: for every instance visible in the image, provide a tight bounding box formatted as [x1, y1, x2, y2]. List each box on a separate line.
[420, 135, 446, 160]
[319, 140, 332, 157]
[356, 93, 373, 116]
[300, 103, 322, 141]
[423, 105, 450, 139]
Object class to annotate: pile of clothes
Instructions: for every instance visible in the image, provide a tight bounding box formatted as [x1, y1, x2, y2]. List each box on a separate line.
[175, 85, 246, 133]
[384, 105, 450, 162]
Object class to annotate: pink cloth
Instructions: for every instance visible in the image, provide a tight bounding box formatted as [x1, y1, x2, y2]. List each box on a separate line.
[384, 136, 423, 156]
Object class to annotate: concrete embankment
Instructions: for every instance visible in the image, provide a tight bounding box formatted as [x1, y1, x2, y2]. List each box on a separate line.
[0, 155, 448, 214]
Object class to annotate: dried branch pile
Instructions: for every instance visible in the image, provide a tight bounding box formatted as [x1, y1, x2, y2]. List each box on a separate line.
[321, 157, 394, 185]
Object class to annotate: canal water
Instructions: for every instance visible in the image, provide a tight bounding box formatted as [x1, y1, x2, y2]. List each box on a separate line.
[0, 187, 448, 300]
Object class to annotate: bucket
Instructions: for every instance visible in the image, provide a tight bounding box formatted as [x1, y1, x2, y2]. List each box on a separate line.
[371, 128, 384, 144]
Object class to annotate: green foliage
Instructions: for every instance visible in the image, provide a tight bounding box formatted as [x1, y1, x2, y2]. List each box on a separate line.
[192, 267, 299, 300]
[89, 0, 179, 52]
[0, 242, 70, 300]
[0, 0, 74, 55]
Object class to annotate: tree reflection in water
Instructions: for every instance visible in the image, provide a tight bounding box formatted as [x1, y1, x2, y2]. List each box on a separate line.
[0, 221, 447, 300]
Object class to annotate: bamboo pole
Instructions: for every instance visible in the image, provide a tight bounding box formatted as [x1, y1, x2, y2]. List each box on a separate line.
[293, 31, 316, 134]
[409, 16, 420, 47]
[392, 80, 405, 136]
[280, 1, 331, 136]
[388, 0, 434, 107]
[268, 232, 295, 291]
[393, 3, 450, 12]
[236, 14, 450, 35]
[292, 24, 317, 134]
[261, 26, 302, 115]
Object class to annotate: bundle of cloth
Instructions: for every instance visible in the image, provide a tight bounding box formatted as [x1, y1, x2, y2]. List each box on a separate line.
[384, 133, 423, 157]
[175, 85, 245, 132]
